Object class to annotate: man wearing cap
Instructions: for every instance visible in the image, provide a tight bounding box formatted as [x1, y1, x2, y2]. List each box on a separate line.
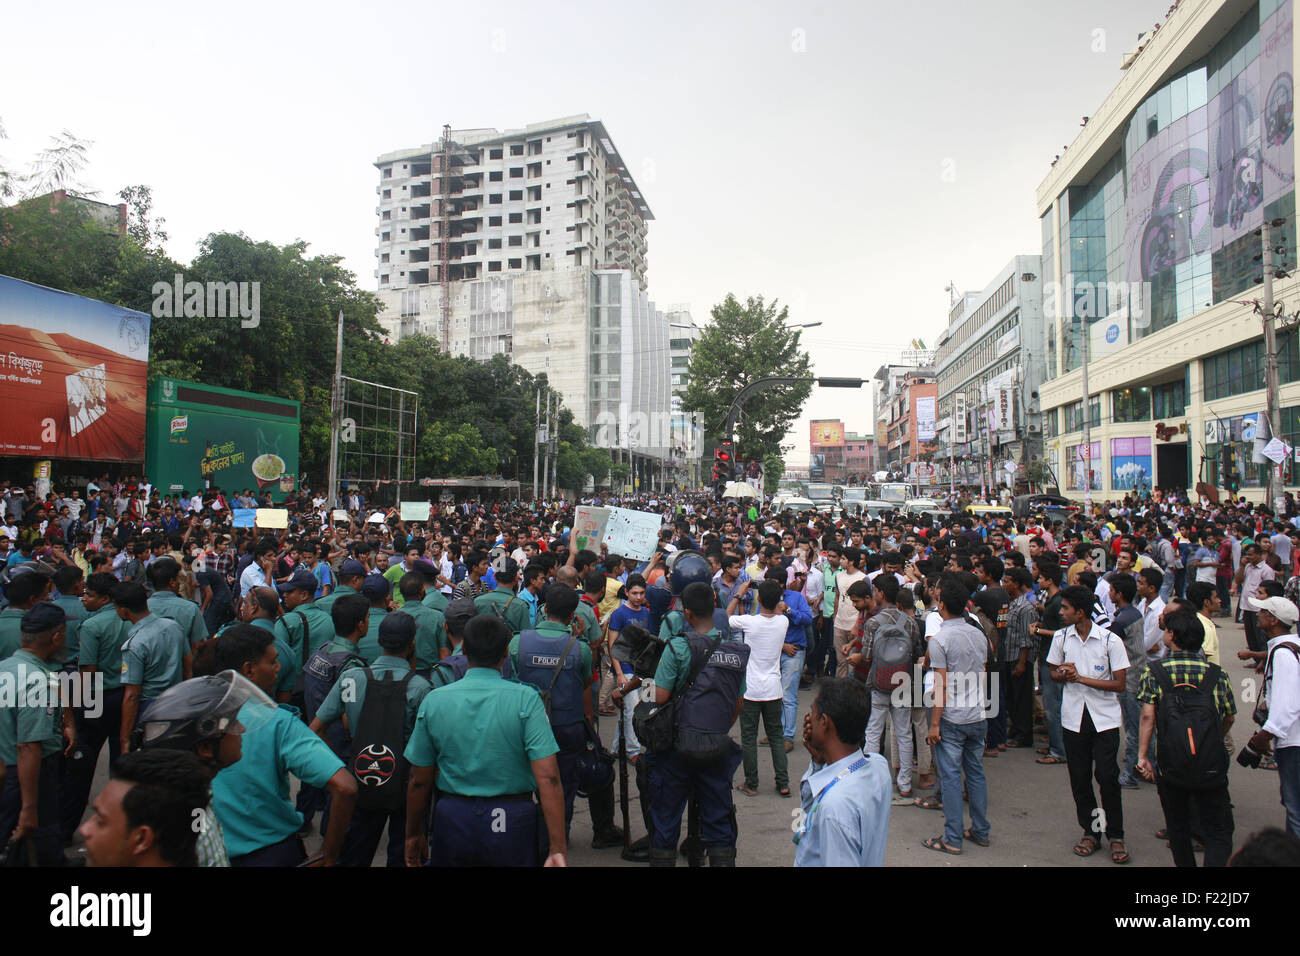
[356, 574, 394, 664]
[393, 572, 447, 677]
[146, 557, 207, 648]
[0, 603, 76, 865]
[316, 559, 368, 618]
[310, 613, 432, 866]
[275, 566, 334, 677]
[414, 558, 449, 614]
[427, 598, 484, 687]
[113, 582, 191, 755]
[474, 557, 530, 637]
[0, 567, 54, 659]
[1242, 595, 1300, 838]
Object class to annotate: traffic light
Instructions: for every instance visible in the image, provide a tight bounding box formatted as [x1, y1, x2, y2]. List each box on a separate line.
[713, 443, 733, 498]
[1221, 443, 1239, 493]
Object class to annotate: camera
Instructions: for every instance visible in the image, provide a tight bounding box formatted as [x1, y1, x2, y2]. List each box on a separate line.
[1236, 742, 1264, 769]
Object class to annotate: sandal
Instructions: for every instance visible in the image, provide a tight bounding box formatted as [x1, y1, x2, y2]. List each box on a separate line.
[597, 707, 617, 717]
[923, 836, 962, 855]
[777, 786, 791, 798]
[1036, 755, 1066, 765]
[1073, 836, 1099, 857]
[912, 795, 943, 810]
[735, 783, 758, 797]
[1110, 840, 1130, 864]
[964, 827, 990, 847]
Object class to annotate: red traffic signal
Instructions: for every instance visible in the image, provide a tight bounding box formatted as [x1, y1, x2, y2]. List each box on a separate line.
[715, 442, 733, 463]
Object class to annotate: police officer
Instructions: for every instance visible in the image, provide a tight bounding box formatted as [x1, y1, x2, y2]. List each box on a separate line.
[427, 598, 489, 687]
[474, 557, 531, 636]
[646, 580, 748, 867]
[414, 558, 449, 614]
[146, 557, 207, 648]
[0, 565, 53, 659]
[511, 587, 591, 834]
[0, 603, 76, 865]
[51, 566, 87, 667]
[404, 613, 567, 867]
[112, 581, 190, 755]
[316, 559, 368, 617]
[393, 572, 447, 677]
[356, 574, 393, 663]
[62, 571, 129, 841]
[310, 613, 431, 867]
[275, 566, 334, 668]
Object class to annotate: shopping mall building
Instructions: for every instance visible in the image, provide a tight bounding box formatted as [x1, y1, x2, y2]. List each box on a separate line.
[1039, 0, 1297, 503]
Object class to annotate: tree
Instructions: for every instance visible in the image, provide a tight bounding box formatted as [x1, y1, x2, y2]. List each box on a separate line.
[680, 294, 814, 463]
[119, 185, 168, 252]
[418, 421, 499, 477]
[763, 452, 785, 495]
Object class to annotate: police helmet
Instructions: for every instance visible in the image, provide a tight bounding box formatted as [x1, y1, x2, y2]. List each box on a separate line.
[667, 550, 711, 596]
[575, 734, 615, 797]
[137, 671, 276, 752]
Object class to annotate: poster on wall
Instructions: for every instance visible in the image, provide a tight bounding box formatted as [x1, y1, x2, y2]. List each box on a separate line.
[1111, 437, 1153, 491]
[0, 275, 151, 460]
[916, 397, 936, 441]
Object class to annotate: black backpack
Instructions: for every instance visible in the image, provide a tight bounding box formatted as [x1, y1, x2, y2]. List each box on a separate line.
[348, 667, 415, 812]
[1151, 662, 1228, 790]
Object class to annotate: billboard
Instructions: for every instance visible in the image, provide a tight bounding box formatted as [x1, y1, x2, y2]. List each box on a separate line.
[916, 397, 936, 442]
[809, 420, 845, 448]
[0, 274, 151, 460]
[146, 379, 300, 502]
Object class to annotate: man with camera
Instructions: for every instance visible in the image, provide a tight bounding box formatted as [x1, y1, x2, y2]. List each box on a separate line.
[1240, 596, 1300, 838]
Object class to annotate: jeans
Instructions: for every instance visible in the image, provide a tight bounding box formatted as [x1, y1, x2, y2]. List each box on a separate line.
[866, 690, 913, 792]
[1119, 690, 1141, 782]
[1243, 611, 1263, 653]
[1276, 746, 1300, 839]
[1159, 572, 1174, 604]
[934, 718, 989, 849]
[780, 650, 805, 740]
[1156, 779, 1234, 866]
[1038, 660, 1065, 760]
[984, 664, 1007, 748]
[1216, 576, 1231, 611]
[0, 754, 64, 866]
[740, 699, 789, 789]
[646, 747, 742, 850]
[1062, 708, 1124, 840]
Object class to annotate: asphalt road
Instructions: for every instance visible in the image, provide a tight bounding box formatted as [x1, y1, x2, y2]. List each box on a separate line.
[66, 615, 1288, 867]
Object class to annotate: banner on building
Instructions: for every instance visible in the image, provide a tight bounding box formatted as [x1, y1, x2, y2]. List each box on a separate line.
[0, 274, 151, 460]
[810, 420, 846, 448]
[916, 397, 936, 442]
[953, 395, 968, 443]
[992, 387, 1013, 432]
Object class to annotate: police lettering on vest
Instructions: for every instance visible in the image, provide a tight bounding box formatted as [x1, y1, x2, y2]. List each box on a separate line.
[516, 630, 584, 726]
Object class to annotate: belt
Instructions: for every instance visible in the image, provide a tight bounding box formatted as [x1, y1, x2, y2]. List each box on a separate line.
[437, 790, 534, 802]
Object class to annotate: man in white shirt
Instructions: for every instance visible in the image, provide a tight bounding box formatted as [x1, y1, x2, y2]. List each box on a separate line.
[1137, 567, 1167, 665]
[1235, 542, 1276, 655]
[832, 549, 867, 678]
[1047, 585, 1130, 863]
[1247, 596, 1300, 838]
[729, 579, 791, 796]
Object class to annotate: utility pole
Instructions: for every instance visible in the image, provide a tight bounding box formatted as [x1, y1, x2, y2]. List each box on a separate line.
[326, 309, 343, 510]
[532, 389, 540, 501]
[1080, 317, 1093, 515]
[540, 390, 550, 502]
[1263, 217, 1285, 513]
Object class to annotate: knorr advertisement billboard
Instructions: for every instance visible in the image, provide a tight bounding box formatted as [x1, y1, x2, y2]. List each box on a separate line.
[146, 378, 300, 502]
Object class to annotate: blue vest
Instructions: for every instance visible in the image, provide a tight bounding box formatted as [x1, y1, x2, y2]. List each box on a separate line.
[515, 629, 585, 726]
[433, 651, 514, 684]
[303, 645, 363, 755]
[676, 632, 749, 737]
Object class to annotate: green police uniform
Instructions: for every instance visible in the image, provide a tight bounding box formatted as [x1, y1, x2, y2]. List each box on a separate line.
[653, 627, 746, 696]
[316, 655, 432, 737]
[422, 588, 449, 614]
[0, 607, 25, 660]
[77, 605, 128, 690]
[147, 589, 207, 647]
[573, 597, 601, 650]
[404, 668, 558, 795]
[315, 583, 357, 618]
[121, 614, 188, 701]
[0, 649, 64, 763]
[508, 620, 593, 683]
[394, 603, 447, 674]
[53, 596, 87, 665]
[356, 607, 390, 664]
[274, 602, 334, 666]
[474, 587, 531, 636]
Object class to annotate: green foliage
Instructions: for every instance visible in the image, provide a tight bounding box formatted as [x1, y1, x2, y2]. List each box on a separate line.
[680, 294, 814, 462]
[763, 453, 785, 495]
[419, 421, 499, 477]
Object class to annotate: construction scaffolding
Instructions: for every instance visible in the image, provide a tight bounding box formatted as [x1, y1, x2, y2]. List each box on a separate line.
[337, 375, 419, 505]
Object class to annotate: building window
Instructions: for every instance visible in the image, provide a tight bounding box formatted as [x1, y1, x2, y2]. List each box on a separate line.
[509, 189, 522, 201]
[489, 148, 503, 160]
[510, 168, 524, 178]
[510, 144, 524, 156]
[489, 194, 503, 205]
[1066, 441, 1102, 491]
[489, 171, 503, 182]
[489, 216, 502, 226]
[488, 261, 502, 272]
[488, 238, 502, 249]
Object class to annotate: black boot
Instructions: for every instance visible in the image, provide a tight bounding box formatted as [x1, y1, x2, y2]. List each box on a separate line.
[706, 846, 736, 867]
[649, 846, 676, 867]
[621, 835, 650, 862]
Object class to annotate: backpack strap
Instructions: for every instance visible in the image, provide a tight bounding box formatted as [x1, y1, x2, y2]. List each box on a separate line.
[1150, 661, 1176, 697]
[1265, 641, 1300, 677]
[1195, 662, 1222, 693]
[546, 635, 580, 697]
[677, 633, 723, 699]
[294, 609, 311, 666]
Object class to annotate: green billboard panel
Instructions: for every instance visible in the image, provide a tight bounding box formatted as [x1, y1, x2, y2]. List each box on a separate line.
[146, 378, 300, 502]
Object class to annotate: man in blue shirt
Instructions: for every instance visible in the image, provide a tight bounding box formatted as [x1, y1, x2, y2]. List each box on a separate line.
[794, 677, 891, 866]
[210, 624, 358, 866]
[776, 568, 813, 749]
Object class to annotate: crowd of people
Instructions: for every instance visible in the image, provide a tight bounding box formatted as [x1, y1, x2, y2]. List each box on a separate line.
[0, 473, 1298, 868]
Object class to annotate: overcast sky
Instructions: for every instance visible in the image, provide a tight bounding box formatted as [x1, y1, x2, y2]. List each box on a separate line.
[2, 0, 1166, 465]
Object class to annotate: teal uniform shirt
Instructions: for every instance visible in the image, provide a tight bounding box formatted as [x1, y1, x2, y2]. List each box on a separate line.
[315, 583, 357, 619]
[474, 587, 531, 636]
[394, 603, 447, 673]
[0, 650, 64, 764]
[121, 614, 188, 700]
[404, 668, 558, 795]
[53, 595, 88, 665]
[356, 607, 390, 664]
[508, 620, 593, 685]
[210, 703, 344, 858]
[0, 607, 26, 660]
[316, 655, 432, 738]
[653, 627, 746, 696]
[274, 602, 334, 668]
[77, 605, 128, 691]
[572, 598, 601, 651]
[422, 588, 449, 614]
[147, 590, 207, 647]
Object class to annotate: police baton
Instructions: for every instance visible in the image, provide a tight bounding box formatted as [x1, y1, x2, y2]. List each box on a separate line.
[618, 701, 631, 852]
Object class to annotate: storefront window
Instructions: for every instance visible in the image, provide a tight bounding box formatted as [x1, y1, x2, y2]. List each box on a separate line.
[1113, 386, 1152, 423]
[1067, 441, 1102, 491]
[1111, 437, 1153, 492]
